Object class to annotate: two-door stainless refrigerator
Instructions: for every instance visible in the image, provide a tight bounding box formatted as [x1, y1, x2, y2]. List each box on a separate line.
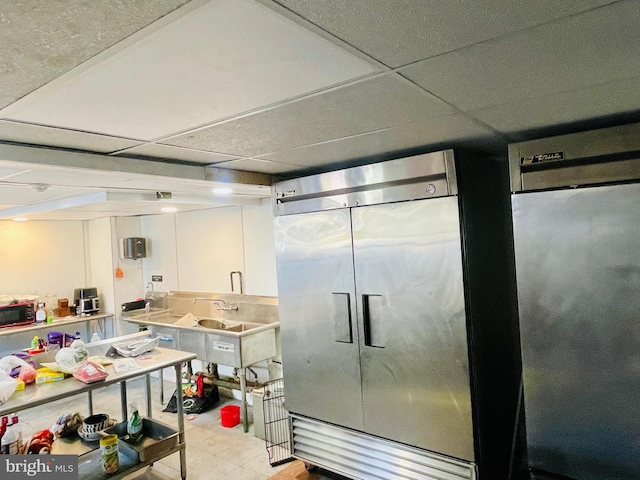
[509, 123, 640, 480]
[273, 150, 524, 480]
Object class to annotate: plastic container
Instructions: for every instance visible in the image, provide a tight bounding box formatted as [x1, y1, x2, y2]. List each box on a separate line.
[112, 337, 159, 357]
[100, 434, 119, 474]
[1, 416, 20, 454]
[220, 405, 240, 428]
[47, 332, 76, 349]
[127, 403, 143, 442]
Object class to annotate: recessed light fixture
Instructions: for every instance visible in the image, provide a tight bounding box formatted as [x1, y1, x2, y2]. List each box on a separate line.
[161, 207, 178, 213]
[212, 187, 233, 195]
[12, 217, 29, 222]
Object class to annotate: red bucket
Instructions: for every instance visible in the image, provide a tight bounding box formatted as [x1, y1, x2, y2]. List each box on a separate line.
[220, 405, 240, 428]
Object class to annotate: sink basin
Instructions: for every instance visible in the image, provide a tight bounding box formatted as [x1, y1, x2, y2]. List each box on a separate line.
[197, 319, 228, 330]
[196, 319, 263, 332]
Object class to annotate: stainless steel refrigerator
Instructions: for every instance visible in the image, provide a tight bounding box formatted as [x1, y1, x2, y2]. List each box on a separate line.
[509, 123, 640, 480]
[273, 150, 523, 480]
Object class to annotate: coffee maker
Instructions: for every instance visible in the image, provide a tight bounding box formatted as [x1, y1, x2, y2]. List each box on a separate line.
[73, 288, 100, 315]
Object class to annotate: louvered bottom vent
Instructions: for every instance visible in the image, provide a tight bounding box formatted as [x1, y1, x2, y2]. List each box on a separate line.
[291, 415, 476, 480]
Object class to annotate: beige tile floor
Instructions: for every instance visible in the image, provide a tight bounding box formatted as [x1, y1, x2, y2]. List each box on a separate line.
[18, 376, 290, 480]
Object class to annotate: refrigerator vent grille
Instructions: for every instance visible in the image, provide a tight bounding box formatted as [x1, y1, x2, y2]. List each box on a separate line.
[290, 415, 476, 480]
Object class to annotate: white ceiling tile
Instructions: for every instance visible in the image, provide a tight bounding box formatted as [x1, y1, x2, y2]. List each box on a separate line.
[163, 73, 455, 156]
[258, 114, 504, 168]
[275, 0, 617, 67]
[470, 76, 640, 134]
[0, 120, 141, 153]
[0, 0, 190, 110]
[399, 1, 640, 111]
[114, 143, 237, 164]
[1, 0, 381, 140]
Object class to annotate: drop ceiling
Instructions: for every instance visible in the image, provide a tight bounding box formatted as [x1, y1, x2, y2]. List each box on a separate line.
[1, 0, 639, 220]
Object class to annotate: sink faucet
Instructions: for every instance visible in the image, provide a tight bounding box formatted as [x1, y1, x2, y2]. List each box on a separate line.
[193, 297, 239, 311]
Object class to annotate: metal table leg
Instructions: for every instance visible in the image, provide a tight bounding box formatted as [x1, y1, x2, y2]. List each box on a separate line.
[239, 368, 248, 433]
[87, 391, 94, 416]
[120, 381, 128, 424]
[160, 370, 165, 405]
[176, 362, 187, 480]
[145, 373, 153, 418]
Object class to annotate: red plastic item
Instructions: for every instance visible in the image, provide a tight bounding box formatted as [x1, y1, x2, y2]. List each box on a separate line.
[73, 361, 108, 384]
[220, 405, 240, 428]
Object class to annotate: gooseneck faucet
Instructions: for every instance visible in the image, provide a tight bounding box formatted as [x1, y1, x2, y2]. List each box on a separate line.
[193, 297, 239, 311]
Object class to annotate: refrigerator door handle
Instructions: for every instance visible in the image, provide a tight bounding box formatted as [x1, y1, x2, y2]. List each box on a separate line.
[363, 294, 385, 348]
[332, 293, 354, 343]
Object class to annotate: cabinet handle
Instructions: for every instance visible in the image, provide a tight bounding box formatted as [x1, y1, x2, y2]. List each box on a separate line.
[363, 294, 385, 348]
[332, 293, 353, 343]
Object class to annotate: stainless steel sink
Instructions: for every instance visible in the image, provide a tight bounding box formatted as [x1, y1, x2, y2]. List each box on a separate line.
[122, 307, 278, 368]
[121, 291, 280, 434]
[197, 318, 262, 332]
[197, 318, 229, 330]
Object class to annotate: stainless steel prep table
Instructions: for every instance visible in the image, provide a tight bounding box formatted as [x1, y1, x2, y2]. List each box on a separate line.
[0, 346, 196, 480]
[0, 313, 115, 355]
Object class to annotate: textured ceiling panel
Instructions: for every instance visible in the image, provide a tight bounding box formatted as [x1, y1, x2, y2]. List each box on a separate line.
[274, 0, 617, 67]
[0, 120, 140, 153]
[163, 73, 454, 156]
[211, 158, 304, 175]
[400, 1, 640, 112]
[257, 114, 503, 169]
[113, 143, 237, 165]
[471, 76, 640, 134]
[1, 0, 381, 140]
[0, 0, 190, 110]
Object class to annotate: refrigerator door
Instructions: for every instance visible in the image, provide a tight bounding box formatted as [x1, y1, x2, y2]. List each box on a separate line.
[274, 209, 364, 430]
[512, 183, 640, 480]
[352, 197, 474, 461]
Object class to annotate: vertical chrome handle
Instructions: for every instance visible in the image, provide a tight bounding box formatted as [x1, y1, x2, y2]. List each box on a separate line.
[230, 271, 243, 294]
[363, 294, 385, 348]
[332, 293, 353, 343]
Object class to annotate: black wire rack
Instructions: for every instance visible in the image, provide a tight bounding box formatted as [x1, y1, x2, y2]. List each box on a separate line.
[263, 378, 294, 467]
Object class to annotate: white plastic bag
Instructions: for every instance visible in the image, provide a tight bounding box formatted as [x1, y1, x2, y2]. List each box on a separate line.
[0, 355, 37, 384]
[54, 345, 89, 374]
[0, 360, 18, 405]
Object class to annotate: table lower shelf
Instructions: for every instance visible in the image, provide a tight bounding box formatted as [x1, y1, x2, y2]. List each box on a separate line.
[77, 443, 184, 480]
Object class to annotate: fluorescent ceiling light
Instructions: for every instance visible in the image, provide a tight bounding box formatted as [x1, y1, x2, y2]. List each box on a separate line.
[212, 187, 233, 195]
[12, 217, 28, 222]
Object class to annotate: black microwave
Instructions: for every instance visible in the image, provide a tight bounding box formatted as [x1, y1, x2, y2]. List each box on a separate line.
[0, 301, 35, 328]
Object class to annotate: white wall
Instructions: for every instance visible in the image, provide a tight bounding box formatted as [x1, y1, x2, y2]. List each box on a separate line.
[0, 220, 87, 303]
[242, 199, 278, 296]
[1, 202, 278, 343]
[176, 206, 245, 292]
[140, 214, 179, 292]
[141, 204, 277, 295]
